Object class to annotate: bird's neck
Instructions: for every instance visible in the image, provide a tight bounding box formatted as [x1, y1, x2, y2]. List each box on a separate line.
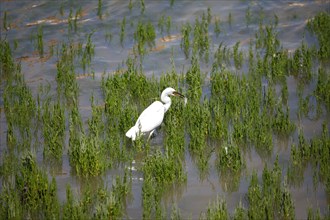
[161, 95, 171, 112]
[163, 100, 171, 112]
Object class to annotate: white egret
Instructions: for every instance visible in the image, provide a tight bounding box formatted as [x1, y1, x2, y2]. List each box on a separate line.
[125, 87, 185, 141]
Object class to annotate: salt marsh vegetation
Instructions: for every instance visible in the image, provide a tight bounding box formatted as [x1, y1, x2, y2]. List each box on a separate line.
[0, 1, 329, 219]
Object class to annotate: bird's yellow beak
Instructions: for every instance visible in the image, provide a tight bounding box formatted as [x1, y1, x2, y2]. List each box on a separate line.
[172, 91, 185, 98]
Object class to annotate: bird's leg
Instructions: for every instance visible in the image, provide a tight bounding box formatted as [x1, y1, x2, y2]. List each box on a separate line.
[147, 129, 155, 142]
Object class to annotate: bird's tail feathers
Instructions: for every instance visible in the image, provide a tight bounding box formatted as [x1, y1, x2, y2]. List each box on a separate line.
[126, 126, 138, 141]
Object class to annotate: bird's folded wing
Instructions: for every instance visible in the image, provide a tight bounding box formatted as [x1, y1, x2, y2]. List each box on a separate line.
[136, 101, 165, 132]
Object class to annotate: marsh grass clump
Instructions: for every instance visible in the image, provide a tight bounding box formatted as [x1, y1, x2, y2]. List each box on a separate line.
[170, 204, 182, 220]
[245, 6, 251, 27]
[314, 67, 330, 112]
[56, 42, 80, 101]
[186, 54, 203, 102]
[166, 16, 172, 37]
[143, 150, 186, 187]
[185, 98, 212, 175]
[271, 105, 295, 136]
[158, 15, 166, 37]
[214, 17, 221, 37]
[270, 50, 290, 82]
[81, 32, 95, 72]
[120, 16, 126, 47]
[290, 42, 313, 84]
[164, 99, 186, 158]
[307, 12, 330, 60]
[68, 100, 107, 177]
[0, 153, 60, 219]
[42, 100, 65, 160]
[209, 67, 274, 154]
[69, 129, 106, 177]
[62, 184, 85, 219]
[307, 207, 322, 220]
[247, 158, 295, 220]
[210, 70, 240, 136]
[35, 25, 44, 57]
[134, 21, 156, 57]
[216, 141, 244, 173]
[192, 13, 210, 62]
[200, 197, 229, 220]
[3, 11, 9, 31]
[0, 40, 16, 80]
[3, 71, 36, 150]
[63, 173, 130, 219]
[0, 182, 22, 219]
[201, 198, 249, 219]
[128, 0, 133, 11]
[140, 0, 145, 14]
[97, 0, 103, 19]
[290, 130, 312, 167]
[289, 123, 330, 193]
[216, 140, 244, 192]
[186, 101, 210, 154]
[180, 22, 192, 59]
[233, 41, 243, 70]
[255, 23, 280, 57]
[228, 12, 232, 26]
[212, 42, 231, 71]
[142, 151, 186, 219]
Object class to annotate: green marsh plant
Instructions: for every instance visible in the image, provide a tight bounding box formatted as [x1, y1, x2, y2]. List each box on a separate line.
[246, 6, 251, 27]
[42, 100, 65, 160]
[307, 12, 330, 60]
[97, 0, 103, 19]
[180, 22, 191, 59]
[120, 16, 126, 46]
[134, 21, 156, 57]
[36, 25, 44, 57]
[214, 17, 221, 37]
[247, 158, 295, 220]
[0, 153, 60, 219]
[3, 11, 9, 31]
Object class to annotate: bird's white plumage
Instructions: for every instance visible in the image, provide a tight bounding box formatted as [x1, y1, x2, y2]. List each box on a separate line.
[126, 87, 184, 141]
[136, 101, 165, 133]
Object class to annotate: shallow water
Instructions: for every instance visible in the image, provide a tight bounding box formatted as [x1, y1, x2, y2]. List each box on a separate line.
[1, 0, 329, 219]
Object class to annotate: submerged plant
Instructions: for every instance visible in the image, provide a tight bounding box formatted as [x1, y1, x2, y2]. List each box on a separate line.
[81, 32, 95, 72]
[36, 25, 44, 57]
[166, 16, 172, 36]
[228, 12, 232, 26]
[245, 6, 251, 27]
[214, 17, 221, 37]
[97, 0, 103, 19]
[140, 0, 145, 14]
[120, 16, 126, 46]
[158, 15, 166, 37]
[3, 11, 9, 31]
